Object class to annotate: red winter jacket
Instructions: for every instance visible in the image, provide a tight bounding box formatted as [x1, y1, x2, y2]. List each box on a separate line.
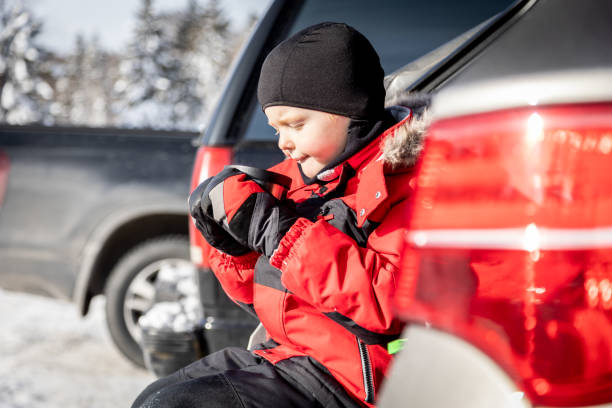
[209, 110, 422, 406]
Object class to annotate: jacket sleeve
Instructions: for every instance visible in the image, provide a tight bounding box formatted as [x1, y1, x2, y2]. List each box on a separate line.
[270, 198, 411, 340]
[209, 249, 260, 305]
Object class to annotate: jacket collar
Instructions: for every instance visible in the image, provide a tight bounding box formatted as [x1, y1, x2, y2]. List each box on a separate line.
[353, 112, 413, 226]
[283, 105, 423, 214]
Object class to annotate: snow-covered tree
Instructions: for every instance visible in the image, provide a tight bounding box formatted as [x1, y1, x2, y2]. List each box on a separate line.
[0, 0, 251, 130]
[52, 34, 120, 127]
[0, 0, 54, 124]
[115, 0, 239, 131]
[180, 0, 235, 127]
[168, 0, 206, 127]
[114, 0, 183, 129]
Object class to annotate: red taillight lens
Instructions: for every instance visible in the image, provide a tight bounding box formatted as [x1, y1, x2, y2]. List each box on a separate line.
[188, 146, 232, 267]
[396, 103, 612, 406]
[0, 150, 9, 206]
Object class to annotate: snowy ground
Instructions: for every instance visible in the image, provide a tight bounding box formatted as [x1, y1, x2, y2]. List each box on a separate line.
[0, 288, 155, 408]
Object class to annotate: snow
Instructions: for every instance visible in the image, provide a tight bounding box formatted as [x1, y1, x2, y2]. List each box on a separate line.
[1, 83, 16, 109]
[0, 288, 155, 408]
[139, 261, 203, 333]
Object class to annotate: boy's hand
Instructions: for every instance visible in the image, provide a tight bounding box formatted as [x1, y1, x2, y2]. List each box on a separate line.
[190, 168, 297, 258]
[188, 178, 252, 256]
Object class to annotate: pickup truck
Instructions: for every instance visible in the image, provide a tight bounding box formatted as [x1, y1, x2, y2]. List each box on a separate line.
[0, 124, 197, 367]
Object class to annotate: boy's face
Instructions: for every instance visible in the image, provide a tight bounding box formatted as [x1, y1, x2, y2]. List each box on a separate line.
[265, 105, 350, 178]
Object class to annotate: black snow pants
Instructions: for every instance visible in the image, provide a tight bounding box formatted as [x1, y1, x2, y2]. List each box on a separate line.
[130, 346, 362, 408]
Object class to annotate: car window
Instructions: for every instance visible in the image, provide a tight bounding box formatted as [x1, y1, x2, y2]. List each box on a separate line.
[242, 0, 513, 142]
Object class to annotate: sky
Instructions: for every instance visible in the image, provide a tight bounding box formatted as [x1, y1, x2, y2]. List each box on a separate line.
[28, 0, 271, 53]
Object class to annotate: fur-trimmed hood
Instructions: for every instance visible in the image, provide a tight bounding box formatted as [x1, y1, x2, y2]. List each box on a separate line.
[381, 92, 432, 169]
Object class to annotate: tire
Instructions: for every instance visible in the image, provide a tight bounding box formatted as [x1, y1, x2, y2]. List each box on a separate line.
[104, 235, 191, 367]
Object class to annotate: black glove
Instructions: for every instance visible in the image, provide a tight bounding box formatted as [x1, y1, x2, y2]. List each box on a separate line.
[238, 189, 298, 257]
[188, 177, 252, 256]
[190, 166, 297, 258]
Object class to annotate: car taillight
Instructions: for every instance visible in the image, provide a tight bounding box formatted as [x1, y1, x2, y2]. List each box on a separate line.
[189, 146, 232, 267]
[0, 150, 9, 206]
[395, 103, 612, 406]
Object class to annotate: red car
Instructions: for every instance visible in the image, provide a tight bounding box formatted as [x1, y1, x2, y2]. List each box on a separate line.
[380, 0, 612, 406]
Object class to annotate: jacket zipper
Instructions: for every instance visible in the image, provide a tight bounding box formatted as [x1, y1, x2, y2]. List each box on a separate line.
[357, 337, 375, 403]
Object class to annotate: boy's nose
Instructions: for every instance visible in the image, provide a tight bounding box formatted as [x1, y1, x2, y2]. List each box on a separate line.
[278, 132, 294, 152]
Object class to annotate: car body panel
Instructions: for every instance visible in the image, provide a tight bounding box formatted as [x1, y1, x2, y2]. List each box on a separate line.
[382, 0, 612, 405]
[379, 325, 530, 408]
[0, 125, 196, 301]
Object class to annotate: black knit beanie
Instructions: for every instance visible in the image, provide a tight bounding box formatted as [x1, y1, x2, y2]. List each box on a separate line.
[257, 22, 385, 120]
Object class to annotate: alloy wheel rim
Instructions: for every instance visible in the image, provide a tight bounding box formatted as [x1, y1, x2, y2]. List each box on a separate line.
[123, 258, 194, 344]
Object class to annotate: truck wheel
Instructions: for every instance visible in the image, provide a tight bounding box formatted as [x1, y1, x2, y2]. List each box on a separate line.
[104, 235, 191, 367]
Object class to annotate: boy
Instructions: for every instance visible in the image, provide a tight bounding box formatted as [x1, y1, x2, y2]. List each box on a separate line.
[132, 22, 427, 408]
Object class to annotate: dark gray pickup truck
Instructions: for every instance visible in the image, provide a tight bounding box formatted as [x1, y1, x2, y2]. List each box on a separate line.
[0, 125, 197, 366]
